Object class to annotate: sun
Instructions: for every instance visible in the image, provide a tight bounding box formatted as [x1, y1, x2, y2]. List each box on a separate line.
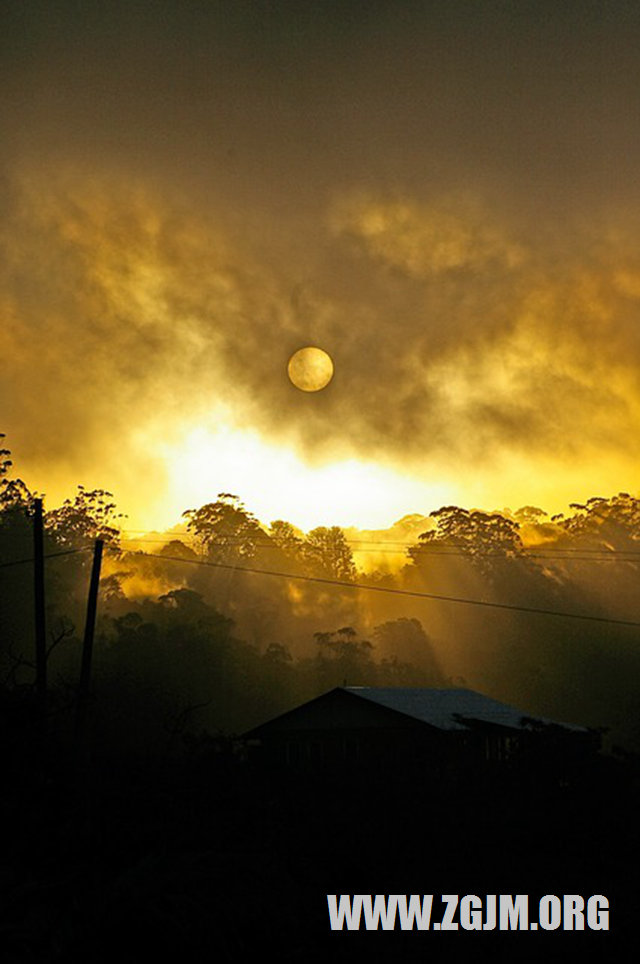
[287, 346, 334, 392]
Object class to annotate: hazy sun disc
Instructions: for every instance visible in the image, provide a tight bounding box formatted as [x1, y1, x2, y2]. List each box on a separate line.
[287, 346, 334, 392]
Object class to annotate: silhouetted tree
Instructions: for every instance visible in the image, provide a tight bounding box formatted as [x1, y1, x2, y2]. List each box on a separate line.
[268, 519, 305, 565]
[0, 433, 35, 512]
[410, 505, 524, 566]
[560, 493, 640, 547]
[313, 626, 375, 688]
[183, 494, 266, 563]
[372, 617, 443, 681]
[159, 539, 198, 560]
[303, 526, 357, 580]
[45, 485, 123, 548]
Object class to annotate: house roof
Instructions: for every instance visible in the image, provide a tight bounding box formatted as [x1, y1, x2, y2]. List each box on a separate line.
[344, 687, 587, 732]
[244, 686, 588, 738]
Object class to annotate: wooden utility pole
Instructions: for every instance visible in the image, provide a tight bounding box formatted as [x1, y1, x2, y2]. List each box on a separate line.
[33, 498, 47, 720]
[75, 538, 103, 747]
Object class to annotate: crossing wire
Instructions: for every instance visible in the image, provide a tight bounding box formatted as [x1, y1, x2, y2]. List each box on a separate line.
[122, 550, 640, 629]
[116, 536, 640, 560]
[0, 546, 93, 569]
[2, 543, 638, 627]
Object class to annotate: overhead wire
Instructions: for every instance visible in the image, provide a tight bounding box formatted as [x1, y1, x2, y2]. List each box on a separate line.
[115, 536, 640, 562]
[114, 549, 640, 629]
[116, 532, 640, 551]
[0, 546, 93, 569]
[116, 528, 640, 554]
[1, 540, 638, 627]
[3, 536, 637, 569]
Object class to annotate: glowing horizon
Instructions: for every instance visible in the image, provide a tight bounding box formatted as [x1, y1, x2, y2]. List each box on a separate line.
[10, 414, 638, 540]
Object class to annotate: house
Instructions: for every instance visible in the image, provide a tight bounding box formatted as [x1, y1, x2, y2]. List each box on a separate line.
[244, 686, 596, 773]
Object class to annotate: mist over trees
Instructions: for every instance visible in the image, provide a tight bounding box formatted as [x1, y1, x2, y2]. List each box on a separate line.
[1, 434, 640, 752]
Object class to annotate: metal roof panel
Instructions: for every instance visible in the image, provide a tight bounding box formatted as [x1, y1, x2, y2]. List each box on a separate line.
[345, 687, 586, 732]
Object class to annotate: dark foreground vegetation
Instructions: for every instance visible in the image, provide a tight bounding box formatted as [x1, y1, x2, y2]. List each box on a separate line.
[1, 722, 638, 962]
[1, 434, 640, 959]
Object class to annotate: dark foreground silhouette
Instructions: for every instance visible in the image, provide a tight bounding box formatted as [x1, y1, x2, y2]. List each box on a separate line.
[1, 714, 637, 964]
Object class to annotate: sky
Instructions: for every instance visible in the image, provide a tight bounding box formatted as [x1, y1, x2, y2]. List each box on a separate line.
[2, 0, 640, 532]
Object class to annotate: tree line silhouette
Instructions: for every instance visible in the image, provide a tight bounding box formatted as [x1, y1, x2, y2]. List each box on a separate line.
[2, 433, 639, 960]
[2, 432, 640, 752]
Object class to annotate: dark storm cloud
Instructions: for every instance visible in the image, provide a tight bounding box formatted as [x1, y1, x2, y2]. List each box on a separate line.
[3, 0, 640, 496]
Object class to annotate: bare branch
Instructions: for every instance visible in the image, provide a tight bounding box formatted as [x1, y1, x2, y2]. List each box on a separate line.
[46, 618, 75, 659]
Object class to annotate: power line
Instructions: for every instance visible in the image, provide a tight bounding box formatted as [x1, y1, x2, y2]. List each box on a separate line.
[118, 530, 640, 554]
[0, 547, 93, 570]
[3, 538, 633, 568]
[2, 542, 637, 626]
[121, 526, 632, 547]
[118, 545, 640, 563]
[116, 535, 640, 560]
[123, 550, 640, 629]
